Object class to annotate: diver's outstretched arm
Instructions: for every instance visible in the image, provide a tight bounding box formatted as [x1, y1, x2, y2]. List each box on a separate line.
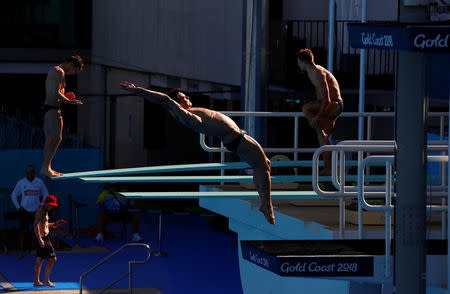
[119, 82, 205, 133]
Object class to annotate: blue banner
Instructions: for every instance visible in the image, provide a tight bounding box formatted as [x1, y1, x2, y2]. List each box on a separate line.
[409, 26, 450, 52]
[241, 242, 374, 277]
[348, 23, 450, 52]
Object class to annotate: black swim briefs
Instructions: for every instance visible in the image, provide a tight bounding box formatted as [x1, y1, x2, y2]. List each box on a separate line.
[223, 130, 247, 153]
[331, 98, 344, 114]
[41, 104, 60, 117]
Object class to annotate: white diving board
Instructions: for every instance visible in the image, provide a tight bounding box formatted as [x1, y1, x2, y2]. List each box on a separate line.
[53, 160, 361, 180]
[79, 174, 388, 183]
[52, 161, 313, 180]
[81, 175, 302, 183]
[119, 190, 325, 199]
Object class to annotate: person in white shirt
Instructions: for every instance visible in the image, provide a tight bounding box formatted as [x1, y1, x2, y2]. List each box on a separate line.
[11, 165, 49, 257]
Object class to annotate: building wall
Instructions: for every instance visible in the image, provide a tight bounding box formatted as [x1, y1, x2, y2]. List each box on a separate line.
[336, 0, 398, 21]
[107, 69, 148, 168]
[92, 0, 242, 86]
[283, 0, 398, 21]
[77, 64, 106, 148]
[78, 64, 149, 168]
[283, 0, 330, 20]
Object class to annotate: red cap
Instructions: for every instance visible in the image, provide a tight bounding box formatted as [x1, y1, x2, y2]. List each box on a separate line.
[43, 195, 58, 207]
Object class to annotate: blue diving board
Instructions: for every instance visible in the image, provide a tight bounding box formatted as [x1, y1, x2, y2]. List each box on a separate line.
[81, 175, 305, 183]
[79, 174, 387, 183]
[119, 191, 325, 200]
[52, 161, 316, 180]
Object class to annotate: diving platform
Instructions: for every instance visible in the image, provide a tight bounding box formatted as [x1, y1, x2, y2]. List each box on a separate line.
[119, 190, 324, 199]
[52, 160, 316, 180]
[79, 174, 386, 183]
[196, 184, 447, 294]
[51, 144, 448, 294]
[52, 160, 361, 180]
[239, 239, 446, 293]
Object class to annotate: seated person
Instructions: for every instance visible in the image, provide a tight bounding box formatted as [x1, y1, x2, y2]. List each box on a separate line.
[94, 183, 143, 242]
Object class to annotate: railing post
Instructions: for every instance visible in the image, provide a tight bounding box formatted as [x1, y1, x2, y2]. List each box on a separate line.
[129, 260, 132, 294]
[366, 115, 372, 140]
[220, 142, 225, 185]
[385, 161, 392, 277]
[442, 198, 447, 240]
[327, 0, 336, 72]
[75, 201, 80, 247]
[294, 116, 299, 162]
[68, 194, 73, 237]
[339, 151, 345, 239]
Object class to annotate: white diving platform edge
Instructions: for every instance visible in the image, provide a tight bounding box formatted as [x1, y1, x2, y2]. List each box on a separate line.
[79, 174, 387, 183]
[119, 190, 326, 199]
[53, 161, 297, 180]
[53, 160, 359, 180]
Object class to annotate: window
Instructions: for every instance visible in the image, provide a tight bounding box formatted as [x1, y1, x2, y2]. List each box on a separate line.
[0, 0, 91, 48]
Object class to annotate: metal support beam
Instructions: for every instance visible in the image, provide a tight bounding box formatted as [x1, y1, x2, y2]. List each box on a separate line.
[242, 0, 268, 140]
[394, 3, 429, 294]
[327, 0, 336, 72]
[358, 0, 367, 141]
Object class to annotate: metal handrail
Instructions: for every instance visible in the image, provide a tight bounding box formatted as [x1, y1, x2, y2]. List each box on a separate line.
[333, 140, 449, 192]
[199, 111, 448, 157]
[315, 143, 449, 197]
[312, 144, 395, 239]
[311, 143, 449, 238]
[80, 243, 151, 294]
[358, 155, 449, 213]
[357, 155, 448, 277]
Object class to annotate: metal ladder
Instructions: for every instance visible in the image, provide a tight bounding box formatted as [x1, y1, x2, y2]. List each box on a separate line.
[79, 243, 151, 294]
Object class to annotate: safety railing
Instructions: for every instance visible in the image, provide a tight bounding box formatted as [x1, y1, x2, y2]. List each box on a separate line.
[199, 111, 448, 160]
[333, 140, 449, 193]
[79, 243, 151, 294]
[312, 143, 448, 239]
[357, 155, 448, 277]
[0, 113, 85, 149]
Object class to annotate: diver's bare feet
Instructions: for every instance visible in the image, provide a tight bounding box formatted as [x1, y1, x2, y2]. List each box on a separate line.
[40, 168, 58, 178]
[50, 169, 64, 176]
[259, 205, 275, 225]
[43, 281, 55, 287]
[33, 281, 44, 287]
[39, 168, 60, 178]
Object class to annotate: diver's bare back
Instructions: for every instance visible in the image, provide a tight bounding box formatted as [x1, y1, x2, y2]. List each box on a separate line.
[316, 65, 341, 101]
[44, 66, 65, 106]
[189, 107, 241, 142]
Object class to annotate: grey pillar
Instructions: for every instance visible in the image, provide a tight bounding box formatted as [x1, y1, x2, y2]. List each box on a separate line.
[395, 3, 429, 294]
[241, 0, 268, 140]
[395, 51, 428, 294]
